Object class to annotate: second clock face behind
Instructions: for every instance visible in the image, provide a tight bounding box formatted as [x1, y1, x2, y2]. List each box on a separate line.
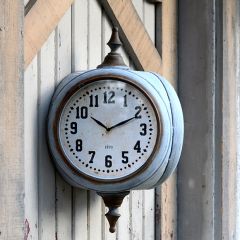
[59, 79, 159, 181]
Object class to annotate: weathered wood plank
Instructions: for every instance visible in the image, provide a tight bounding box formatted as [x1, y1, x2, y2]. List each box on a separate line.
[131, 191, 143, 240]
[99, 0, 162, 74]
[55, 8, 73, 240]
[72, 0, 88, 71]
[0, 1, 24, 239]
[38, 31, 56, 240]
[24, 0, 74, 68]
[143, 190, 155, 240]
[24, 57, 38, 240]
[222, 0, 240, 238]
[157, 1, 178, 240]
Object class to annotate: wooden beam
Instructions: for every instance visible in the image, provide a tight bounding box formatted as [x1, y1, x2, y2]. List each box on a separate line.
[158, 1, 178, 240]
[24, 0, 162, 74]
[0, 0, 25, 239]
[99, 0, 162, 74]
[24, 0, 74, 68]
[222, 0, 240, 238]
[155, 1, 178, 239]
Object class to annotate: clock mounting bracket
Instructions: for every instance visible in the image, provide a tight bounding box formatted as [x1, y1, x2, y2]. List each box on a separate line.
[97, 191, 130, 233]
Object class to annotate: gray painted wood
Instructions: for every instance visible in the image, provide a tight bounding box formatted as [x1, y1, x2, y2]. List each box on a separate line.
[0, 1, 24, 239]
[25, 56, 38, 240]
[178, 1, 216, 239]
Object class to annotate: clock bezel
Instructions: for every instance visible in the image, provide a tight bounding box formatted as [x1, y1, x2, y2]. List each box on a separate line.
[51, 74, 162, 184]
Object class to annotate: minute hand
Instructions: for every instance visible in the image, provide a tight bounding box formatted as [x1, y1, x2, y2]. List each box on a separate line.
[108, 117, 136, 131]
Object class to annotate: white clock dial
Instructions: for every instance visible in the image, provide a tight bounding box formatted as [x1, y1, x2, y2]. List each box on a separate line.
[59, 79, 159, 180]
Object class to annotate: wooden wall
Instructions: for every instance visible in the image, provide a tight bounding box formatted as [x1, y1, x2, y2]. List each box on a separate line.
[24, 1, 157, 239]
[0, 0, 239, 239]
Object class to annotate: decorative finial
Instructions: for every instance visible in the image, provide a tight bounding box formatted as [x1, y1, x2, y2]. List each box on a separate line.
[98, 191, 130, 233]
[98, 27, 127, 68]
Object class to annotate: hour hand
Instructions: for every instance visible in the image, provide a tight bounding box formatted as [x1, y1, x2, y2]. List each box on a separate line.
[91, 117, 108, 131]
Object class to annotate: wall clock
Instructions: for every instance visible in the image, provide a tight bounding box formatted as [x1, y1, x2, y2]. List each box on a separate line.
[47, 27, 184, 233]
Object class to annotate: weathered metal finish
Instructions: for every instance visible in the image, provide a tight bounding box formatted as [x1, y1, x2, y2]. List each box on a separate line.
[98, 27, 127, 68]
[98, 191, 130, 233]
[47, 68, 174, 192]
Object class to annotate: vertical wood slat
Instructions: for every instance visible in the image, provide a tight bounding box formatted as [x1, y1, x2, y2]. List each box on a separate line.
[222, 0, 240, 238]
[38, 31, 56, 240]
[72, 1, 88, 240]
[24, 57, 38, 240]
[55, 8, 73, 240]
[157, 1, 178, 240]
[0, 1, 24, 239]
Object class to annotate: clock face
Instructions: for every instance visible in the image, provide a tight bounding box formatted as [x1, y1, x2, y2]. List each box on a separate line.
[58, 79, 159, 181]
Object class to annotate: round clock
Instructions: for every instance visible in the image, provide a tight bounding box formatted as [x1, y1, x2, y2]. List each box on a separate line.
[47, 70, 174, 193]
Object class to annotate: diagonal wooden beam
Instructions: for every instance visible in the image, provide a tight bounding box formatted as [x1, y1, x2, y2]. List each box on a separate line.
[99, 0, 162, 74]
[24, 0, 74, 68]
[24, 0, 162, 75]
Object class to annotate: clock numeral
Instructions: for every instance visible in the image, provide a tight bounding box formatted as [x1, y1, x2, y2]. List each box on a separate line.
[88, 151, 95, 163]
[123, 95, 127, 107]
[105, 155, 112, 168]
[103, 91, 115, 104]
[76, 106, 88, 119]
[140, 123, 147, 136]
[70, 122, 77, 134]
[135, 106, 142, 119]
[122, 151, 129, 164]
[89, 95, 99, 107]
[134, 140, 141, 153]
[76, 139, 82, 152]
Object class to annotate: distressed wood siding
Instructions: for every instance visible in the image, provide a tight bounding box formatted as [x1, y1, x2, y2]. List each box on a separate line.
[0, 1, 24, 239]
[24, 1, 157, 239]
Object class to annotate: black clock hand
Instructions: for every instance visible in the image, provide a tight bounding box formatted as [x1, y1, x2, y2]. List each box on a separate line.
[91, 117, 108, 131]
[108, 116, 136, 131]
